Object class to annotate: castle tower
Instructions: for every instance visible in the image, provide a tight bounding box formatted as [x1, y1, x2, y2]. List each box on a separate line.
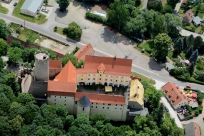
[34, 50, 49, 81]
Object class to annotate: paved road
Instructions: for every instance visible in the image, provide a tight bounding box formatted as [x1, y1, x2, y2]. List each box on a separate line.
[161, 97, 183, 128]
[0, 12, 204, 92]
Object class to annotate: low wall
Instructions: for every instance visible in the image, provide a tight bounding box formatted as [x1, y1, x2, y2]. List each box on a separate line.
[7, 36, 65, 58]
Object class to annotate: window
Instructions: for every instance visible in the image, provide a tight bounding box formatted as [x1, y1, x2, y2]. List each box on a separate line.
[108, 104, 111, 106]
[105, 79, 107, 81]
[81, 78, 83, 80]
[48, 95, 50, 97]
[103, 103, 105, 105]
[93, 78, 95, 80]
[110, 79, 112, 81]
[116, 104, 117, 106]
[83, 107, 84, 111]
[96, 106, 97, 108]
[75, 101, 77, 104]
[100, 78, 101, 80]
[116, 80, 117, 82]
[55, 96, 56, 98]
[88, 78, 90, 80]
[100, 74, 101, 76]
[120, 108, 122, 110]
[60, 96, 61, 98]
[65, 97, 66, 98]
[115, 108, 117, 109]
[55, 103, 56, 105]
[121, 80, 123, 82]
[55, 99, 56, 101]
[65, 100, 66, 102]
[103, 107, 104, 109]
[91, 106, 93, 108]
[107, 107, 109, 109]
[64, 104, 66, 106]
[96, 103, 98, 105]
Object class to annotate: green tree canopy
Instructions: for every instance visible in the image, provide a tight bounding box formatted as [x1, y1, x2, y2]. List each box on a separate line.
[7, 47, 22, 65]
[193, 36, 203, 53]
[153, 33, 172, 60]
[0, 38, 8, 56]
[57, 0, 70, 10]
[10, 40, 24, 49]
[67, 22, 82, 40]
[0, 19, 10, 40]
[189, 49, 198, 63]
[107, 0, 129, 31]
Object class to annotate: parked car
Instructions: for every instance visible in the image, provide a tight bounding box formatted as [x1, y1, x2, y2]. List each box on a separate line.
[165, 107, 169, 112]
[177, 109, 183, 113]
[13, 2, 17, 6]
[186, 85, 191, 88]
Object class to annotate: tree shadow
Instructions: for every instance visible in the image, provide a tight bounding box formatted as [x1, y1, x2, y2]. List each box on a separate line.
[148, 58, 164, 72]
[100, 26, 135, 46]
[54, 8, 68, 18]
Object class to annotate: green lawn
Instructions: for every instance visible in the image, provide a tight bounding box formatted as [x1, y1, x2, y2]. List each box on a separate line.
[12, 0, 47, 24]
[139, 0, 143, 8]
[55, 27, 66, 37]
[0, 4, 8, 14]
[195, 26, 203, 34]
[135, 40, 153, 57]
[9, 22, 45, 43]
[198, 12, 204, 19]
[179, 9, 185, 14]
[131, 72, 156, 85]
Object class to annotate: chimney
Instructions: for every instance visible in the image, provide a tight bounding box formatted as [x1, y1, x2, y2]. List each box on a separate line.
[113, 55, 116, 60]
[138, 85, 139, 89]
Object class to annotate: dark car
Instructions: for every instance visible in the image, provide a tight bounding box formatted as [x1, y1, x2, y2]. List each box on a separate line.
[165, 107, 169, 112]
[13, 2, 18, 6]
[177, 109, 183, 113]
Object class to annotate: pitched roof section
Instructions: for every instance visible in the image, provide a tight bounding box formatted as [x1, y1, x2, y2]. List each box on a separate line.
[129, 79, 144, 106]
[21, 0, 43, 13]
[97, 63, 106, 71]
[74, 43, 94, 62]
[183, 9, 193, 23]
[75, 92, 126, 105]
[78, 95, 91, 107]
[185, 122, 200, 136]
[76, 55, 132, 76]
[49, 60, 62, 69]
[55, 61, 76, 83]
[161, 82, 187, 106]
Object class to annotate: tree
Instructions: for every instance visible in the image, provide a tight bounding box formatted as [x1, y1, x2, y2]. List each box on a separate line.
[0, 57, 4, 69]
[7, 47, 22, 65]
[17, 93, 35, 105]
[153, 33, 172, 61]
[161, 4, 173, 14]
[167, 0, 180, 8]
[0, 116, 11, 136]
[187, 35, 194, 48]
[107, 0, 129, 31]
[174, 38, 184, 54]
[9, 115, 24, 133]
[57, 0, 70, 10]
[135, 0, 141, 7]
[164, 13, 182, 37]
[188, 62, 195, 76]
[189, 49, 198, 63]
[50, 118, 63, 130]
[67, 22, 82, 40]
[90, 114, 110, 125]
[186, 46, 193, 58]
[0, 38, 8, 56]
[10, 40, 24, 49]
[153, 16, 167, 36]
[147, 1, 163, 12]
[55, 103, 68, 118]
[64, 115, 74, 129]
[61, 54, 84, 68]
[151, 103, 164, 126]
[0, 19, 10, 40]
[193, 36, 203, 53]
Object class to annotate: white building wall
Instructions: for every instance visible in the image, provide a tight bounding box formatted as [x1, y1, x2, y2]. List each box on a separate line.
[76, 104, 90, 115]
[20, 9, 36, 17]
[89, 102, 127, 121]
[47, 95, 75, 114]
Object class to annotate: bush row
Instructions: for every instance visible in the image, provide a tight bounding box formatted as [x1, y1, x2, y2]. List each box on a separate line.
[85, 11, 107, 24]
[176, 76, 204, 85]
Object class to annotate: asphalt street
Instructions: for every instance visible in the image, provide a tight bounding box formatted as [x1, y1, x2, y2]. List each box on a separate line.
[0, 13, 204, 92]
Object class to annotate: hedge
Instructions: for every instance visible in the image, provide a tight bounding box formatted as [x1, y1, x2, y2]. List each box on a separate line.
[175, 76, 204, 85]
[86, 11, 107, 24]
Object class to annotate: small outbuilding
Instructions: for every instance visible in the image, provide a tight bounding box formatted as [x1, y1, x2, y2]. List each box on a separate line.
[193, 16, 202, 26]
[165, 63, 175, 71]
[21, 0, 44, 17]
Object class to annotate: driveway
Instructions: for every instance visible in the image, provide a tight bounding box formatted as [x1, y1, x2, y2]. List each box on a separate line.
[180, 28, 204, 39]
[161, 97, 183, 128]
[0, 0, 18, 15]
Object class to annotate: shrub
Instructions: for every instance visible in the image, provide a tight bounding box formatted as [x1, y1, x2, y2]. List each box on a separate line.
[63, 28, 68, 34]
[67, 22, 82, 40]
[185, 25, 196, 32]
[86, 11, 107, 24]
[16, 28, 21, 34]
[54, 26, 57, 32]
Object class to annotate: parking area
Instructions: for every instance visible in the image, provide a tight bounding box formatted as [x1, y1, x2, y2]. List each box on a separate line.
[0, 0, 19, 15]
[40, 5, 54, 19]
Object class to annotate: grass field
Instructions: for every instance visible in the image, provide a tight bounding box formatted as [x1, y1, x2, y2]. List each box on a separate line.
[131, 72, 156, 85]
[135, 40, 153, 57]
[0, 4, 8, 14]
[55, 27, 66, 36]
[12, 0, 47, 24]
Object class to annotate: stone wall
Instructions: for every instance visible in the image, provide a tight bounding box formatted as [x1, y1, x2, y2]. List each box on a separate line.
[28, 80, 48, 99]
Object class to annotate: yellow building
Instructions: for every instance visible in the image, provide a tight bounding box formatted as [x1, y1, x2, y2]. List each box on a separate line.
[76, 55, 132, 87]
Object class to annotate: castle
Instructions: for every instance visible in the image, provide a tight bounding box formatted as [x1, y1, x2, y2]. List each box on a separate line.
[22, 50, 148, 121]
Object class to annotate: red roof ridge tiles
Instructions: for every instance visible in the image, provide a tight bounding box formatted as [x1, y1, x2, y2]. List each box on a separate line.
[75, 92, 126, 105]
[74, 43, 94, 62]
[97, 63, 106, 71]
[161, 82, 187, 106]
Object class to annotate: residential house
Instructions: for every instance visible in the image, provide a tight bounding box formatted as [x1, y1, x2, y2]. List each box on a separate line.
[184, 122, 200, 136]
[1, 0, 12, 3]
[193, 16, 202, 26]
[74, 43, 94, 62]
[161, 82, 188, 109]
[183, 9, 193, 25]
[21, 0, 44, 17]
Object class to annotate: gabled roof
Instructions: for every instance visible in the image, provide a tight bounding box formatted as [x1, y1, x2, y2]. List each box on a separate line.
[75, 92, 126, 105]
[76, 55, 132, 76]
[185, 122, 200, 136]
[74, 43, 94, 62]
[78, 95, 91, 107]
[183, 9, 193, 23]
[129, 79, 144, 106]
[54, 61, 76, 83]
[193, 16, 202, 25]
[21, 0, 43, 13]
[161, 82, 187, 107]
[49, 60, 62, 69]
[97, 63, 106, 71]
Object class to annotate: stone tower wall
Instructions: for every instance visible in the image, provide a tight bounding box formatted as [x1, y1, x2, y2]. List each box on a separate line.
[34, 50, 49, 81]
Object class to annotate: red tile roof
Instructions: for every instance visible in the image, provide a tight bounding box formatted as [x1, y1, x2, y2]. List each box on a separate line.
[54, 61, 76, 83]
[182, 0, 187, 4]
[76, 55, 132, 76]
[161, 82, 187, 106]
[194, 122, 200, 136]
[49, 60, 62, 69]
[74, 43, 94, 62]
[75, 92, 126, 105]
[97, 63, 106, 71]
[48, 61, 77, 95]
